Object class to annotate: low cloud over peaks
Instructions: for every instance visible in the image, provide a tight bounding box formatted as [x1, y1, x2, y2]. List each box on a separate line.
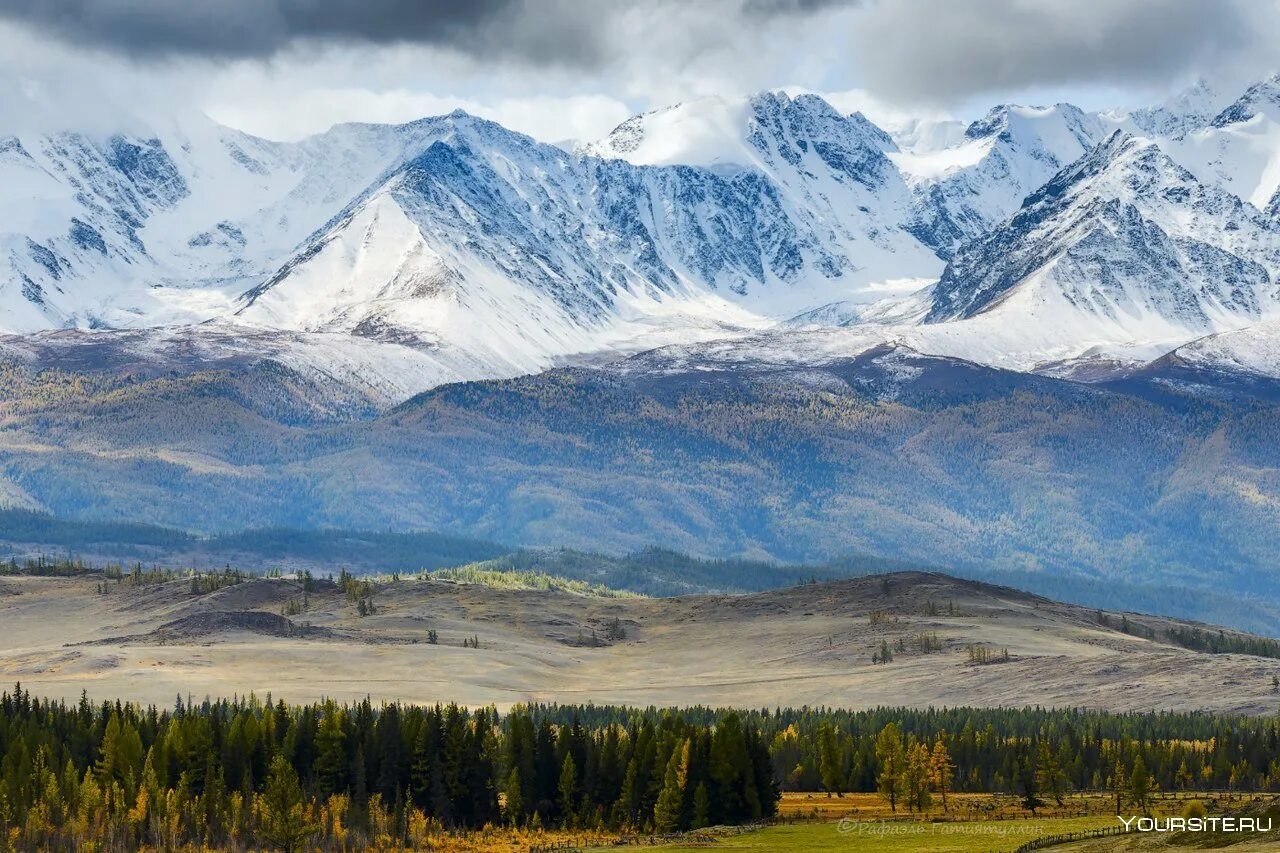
[850, 0, 1270, 104]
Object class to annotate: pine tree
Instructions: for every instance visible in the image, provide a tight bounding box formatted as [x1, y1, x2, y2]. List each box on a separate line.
[1129, 756, 1153, 816]
[1035, 740, 1067, 806]
[691, 781, 710, 829]
[312, 707, 347, 797]
[375, 704, 404, 801]
[504, 767, 523, 826]
[1017, 751, 1043, 814]
[905, 741, 932, 813]
[818, 724, 845, 796]
[1111, 759, 1127, 814]
[558, 753, 577, 826]
[259, 754, 314, 853]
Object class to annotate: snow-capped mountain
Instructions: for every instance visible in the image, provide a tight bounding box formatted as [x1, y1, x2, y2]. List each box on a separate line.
[1164, 75, 1280, 214]
[891, 103, 1109, 257]
[6, 78, 1280, 400]
[926, 131, 1280, 341]
[581, 91, 941, 295]
[0, 112, 475, 334]
[238, 96, 945, 372]
[1120, 79, 1226, 139]
[3, 94, 948, 370]
[1164, 319, 1280, 379]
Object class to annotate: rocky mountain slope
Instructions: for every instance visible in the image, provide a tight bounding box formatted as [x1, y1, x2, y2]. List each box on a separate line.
[925, 131, 1280, 338]
[892, 102, 1109, 257]
[3, 94, 947, 380]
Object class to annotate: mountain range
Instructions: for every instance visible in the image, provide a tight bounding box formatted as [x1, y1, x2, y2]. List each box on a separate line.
[6, 77, 1280, 393]
[3, 77, 1280, 617]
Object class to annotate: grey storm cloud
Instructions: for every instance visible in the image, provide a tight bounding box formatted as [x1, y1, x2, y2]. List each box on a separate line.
[850, 0, 1272, 103]
[0, 0, 857, 65]
[0, 0, 602, 64]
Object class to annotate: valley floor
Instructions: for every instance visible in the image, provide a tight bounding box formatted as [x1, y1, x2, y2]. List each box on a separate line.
[1, 571, 1277, 713]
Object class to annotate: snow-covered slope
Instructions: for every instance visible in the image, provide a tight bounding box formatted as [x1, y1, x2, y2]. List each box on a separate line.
[1164, 75, 1280, 213]
[892, 104, 1109, 257]
[0, 112, 476, 334]
[926, 132, 1280, 344]
[1165, 321, 1280, 379]
[1119, 79, 1227, 140]
[237, 98, 944, 372]
[583, 92, 942, 298]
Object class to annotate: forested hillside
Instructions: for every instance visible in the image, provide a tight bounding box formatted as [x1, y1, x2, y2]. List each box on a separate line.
[2, 346, 1278, 619]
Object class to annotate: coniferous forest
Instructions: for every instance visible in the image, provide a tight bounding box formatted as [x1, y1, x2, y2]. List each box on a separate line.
[6, 686, 1280, 849]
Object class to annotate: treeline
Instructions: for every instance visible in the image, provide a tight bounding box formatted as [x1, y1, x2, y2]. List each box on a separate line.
[525, 703, 1280, 797]
[2, 558, 250, 597]
[0, 510, 506, 574]
[427, 564, 639, 599]
[0, 509, 192, 549]
[0, 687, 777, 850]
[459, 547, 831, 597]
[10, 688, 1280, 851]
[1, 555, 96, 577]
[1165, 625, 1280, 660]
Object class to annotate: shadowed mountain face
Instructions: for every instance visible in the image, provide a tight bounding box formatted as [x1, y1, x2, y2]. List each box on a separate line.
[925, 132, 1280, 330]
[2, 343, 1278, 612]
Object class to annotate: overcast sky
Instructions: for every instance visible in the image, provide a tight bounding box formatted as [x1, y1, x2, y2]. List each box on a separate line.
[1, 0, 1278, 143]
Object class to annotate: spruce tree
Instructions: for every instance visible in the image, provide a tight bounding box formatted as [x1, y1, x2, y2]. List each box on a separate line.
[504, 767, 523, 826]
[652, 742, 686, 833]
[558, 753, 577, 827]
[1035, 740, 1067, 806]
[691, 781, 710, 829]
[1129, 756, 1152, 816]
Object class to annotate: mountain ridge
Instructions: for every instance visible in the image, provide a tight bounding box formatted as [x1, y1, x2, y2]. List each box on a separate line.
[4, 79, 1280, 397]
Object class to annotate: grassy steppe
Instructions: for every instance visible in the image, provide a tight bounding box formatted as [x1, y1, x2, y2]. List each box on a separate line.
[640, 816, 1117, 852]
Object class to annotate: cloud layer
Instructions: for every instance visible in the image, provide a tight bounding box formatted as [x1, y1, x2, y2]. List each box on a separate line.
[0, 1, 567, 61]
[0, 0, 1278, 144]
[850, 0, 1273, 104]
[0, 0, 848, 67]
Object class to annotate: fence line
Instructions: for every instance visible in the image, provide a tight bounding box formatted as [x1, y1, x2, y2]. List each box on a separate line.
[1012, 825, 1129, 852]
[529, 821, 768, 852]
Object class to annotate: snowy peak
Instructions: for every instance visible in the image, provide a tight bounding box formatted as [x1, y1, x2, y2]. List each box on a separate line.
[895, 103, 1109, 258]
[11, 80, 1280, 396]
[1159, 74, 1280, 211]
[0, 126, 200, 332]
[926, 131, 1280, 334]
[586, 91, 898, 171]
[244, 91, 944, 361]
[962, 103, 1103, 160]
[1123, 79, 1224, 139]
[1210, 74, 1280, 128]
[585, 96, 751, 168]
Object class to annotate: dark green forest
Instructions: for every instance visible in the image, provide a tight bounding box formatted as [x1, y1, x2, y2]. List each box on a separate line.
[6, 686, 1280, 849]
[0, 510, 506, 574]
[0, 686, 776, 850]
